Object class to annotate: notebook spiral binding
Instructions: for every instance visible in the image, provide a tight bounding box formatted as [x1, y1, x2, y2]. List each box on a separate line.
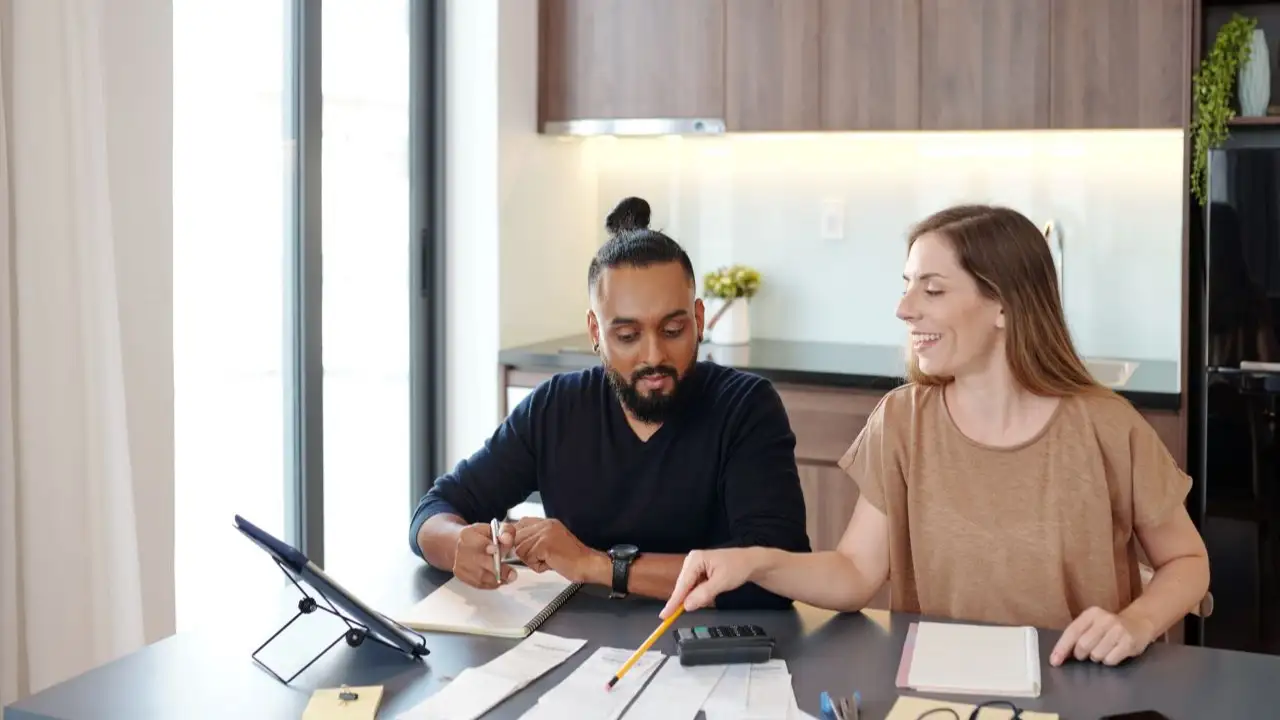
[525, 583, 583, 632]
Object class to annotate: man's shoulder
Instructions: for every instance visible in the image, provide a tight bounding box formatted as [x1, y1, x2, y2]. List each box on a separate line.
[512, 366, 605, 416]
[540, 365, 606, 393]
[524, 363, 604, 397]
[693, 362, 778, 403]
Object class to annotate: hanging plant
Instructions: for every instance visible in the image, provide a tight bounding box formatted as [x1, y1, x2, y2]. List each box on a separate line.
[1191, 14, 1257, 206]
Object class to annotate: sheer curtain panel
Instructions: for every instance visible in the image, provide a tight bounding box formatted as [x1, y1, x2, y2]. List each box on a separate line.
[0, 0, 174, 705]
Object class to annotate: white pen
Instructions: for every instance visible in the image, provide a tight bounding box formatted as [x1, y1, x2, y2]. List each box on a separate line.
[489, 518, 502, 584]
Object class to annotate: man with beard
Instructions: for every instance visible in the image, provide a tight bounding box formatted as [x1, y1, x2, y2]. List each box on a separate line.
[409, 197, 810, 609]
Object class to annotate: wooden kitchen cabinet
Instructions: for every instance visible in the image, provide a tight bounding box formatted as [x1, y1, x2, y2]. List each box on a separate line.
[820, 0, 921, 130]
[795, 463, 890, 609]
[798, 463, 860, 550]
[1049, 0, 1189, 129]
[774, 383, 884, 554]
[724, 0, 821, 131]
[1142, 408, 1187, 471]
[919, 0, 1051, 130]
[538, 0, 725, 126]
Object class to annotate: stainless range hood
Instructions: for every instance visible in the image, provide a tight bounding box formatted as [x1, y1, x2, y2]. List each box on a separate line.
[541, 118, 726, 136]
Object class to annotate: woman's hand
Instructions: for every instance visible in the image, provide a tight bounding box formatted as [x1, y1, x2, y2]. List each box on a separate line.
[1050, 606, 1157, 666]
[660, 548, 760, 618]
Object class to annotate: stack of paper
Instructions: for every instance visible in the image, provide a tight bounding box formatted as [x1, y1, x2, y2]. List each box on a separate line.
[519, 647, 665, 720]
[897, 622, 1042, 698]
[397, 632, 587, 719]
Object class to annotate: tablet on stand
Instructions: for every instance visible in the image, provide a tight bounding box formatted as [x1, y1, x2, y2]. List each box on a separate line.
[233, 514, 430, 684]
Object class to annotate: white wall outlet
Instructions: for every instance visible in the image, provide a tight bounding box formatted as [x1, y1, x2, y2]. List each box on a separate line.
[821, 199, 845, 240]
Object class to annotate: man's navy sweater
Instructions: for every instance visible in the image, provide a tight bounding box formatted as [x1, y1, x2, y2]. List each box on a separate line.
[409, 361, 811, 610]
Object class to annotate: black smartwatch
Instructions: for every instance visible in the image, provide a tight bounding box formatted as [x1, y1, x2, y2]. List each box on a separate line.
[607, 544, 639, 598]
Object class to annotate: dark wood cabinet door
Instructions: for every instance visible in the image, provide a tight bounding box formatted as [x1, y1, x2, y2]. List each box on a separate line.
[798, 463, 860, 550]
[1141, 408, 1186, 471]
[919, 0, 1051, 130]
[796, 462, 890, 609]
[820, 0, 921, 130]
[539, 0, 725, 125]
[1050, 0, 1189, 129]
[725, 0, 822, 131]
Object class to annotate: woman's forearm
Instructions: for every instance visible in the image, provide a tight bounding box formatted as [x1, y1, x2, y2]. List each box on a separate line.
[1122, 554, 1211, 640]
[748, 547, 884, 612]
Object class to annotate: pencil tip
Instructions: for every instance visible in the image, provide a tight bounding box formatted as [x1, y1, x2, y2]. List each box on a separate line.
[605, 677, 618, 690]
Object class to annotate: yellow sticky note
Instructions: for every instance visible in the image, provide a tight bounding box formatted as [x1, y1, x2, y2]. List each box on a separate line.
[886, 695, 1059, 720]
[301, 685, 384, 720]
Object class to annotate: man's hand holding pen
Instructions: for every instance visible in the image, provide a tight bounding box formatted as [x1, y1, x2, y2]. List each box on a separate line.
[451, 521, 517, 589]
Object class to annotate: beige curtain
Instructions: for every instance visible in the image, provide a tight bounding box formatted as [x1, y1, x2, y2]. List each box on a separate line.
[0, 0, 174, 705]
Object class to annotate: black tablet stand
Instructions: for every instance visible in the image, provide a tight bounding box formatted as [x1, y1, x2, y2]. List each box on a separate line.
[251, 557, 425, 684]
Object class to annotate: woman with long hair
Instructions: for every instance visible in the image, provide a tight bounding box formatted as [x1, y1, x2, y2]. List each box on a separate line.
[660, 205, 1209, 667]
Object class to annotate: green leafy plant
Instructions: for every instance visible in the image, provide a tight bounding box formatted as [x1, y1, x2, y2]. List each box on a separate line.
[703, 264, 761, 300]
[1191, 14, 1258, 206]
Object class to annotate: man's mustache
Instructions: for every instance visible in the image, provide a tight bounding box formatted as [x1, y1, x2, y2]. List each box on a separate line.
[631, 366, 677, 383]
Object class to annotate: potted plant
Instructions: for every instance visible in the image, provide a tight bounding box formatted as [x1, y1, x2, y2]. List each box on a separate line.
[1191, 14, 1257, 207]
[702, 264, 761, 345]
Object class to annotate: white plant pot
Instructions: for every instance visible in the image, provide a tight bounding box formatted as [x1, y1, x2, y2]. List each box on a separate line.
[1240, 28, 1271, 117]
[706, 297, 750, 345]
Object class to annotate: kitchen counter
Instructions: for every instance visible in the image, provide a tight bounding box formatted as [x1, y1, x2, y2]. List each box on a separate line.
[498, 334, 1182, 410]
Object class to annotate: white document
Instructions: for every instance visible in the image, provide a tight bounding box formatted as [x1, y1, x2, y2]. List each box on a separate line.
[398, 669, 523, 720]
[397, 632, 587, 720]
[700, 660, 799, 720]
[481, 631, 588, 683]
[701, 663, 750, 720]
[520, 646, 665, 720]
[621, 659, 727, 719]
[745, 660, 795, 720]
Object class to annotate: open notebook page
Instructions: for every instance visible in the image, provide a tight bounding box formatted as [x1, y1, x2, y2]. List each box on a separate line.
[395, 570, 579, 638]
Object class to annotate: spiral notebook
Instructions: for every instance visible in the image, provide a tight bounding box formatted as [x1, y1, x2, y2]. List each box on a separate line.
[896, 621, 1042, 698]
[395, 570, 581, 638]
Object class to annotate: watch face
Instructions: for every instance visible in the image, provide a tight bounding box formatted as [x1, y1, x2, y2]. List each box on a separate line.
[609, 544, 639, 560]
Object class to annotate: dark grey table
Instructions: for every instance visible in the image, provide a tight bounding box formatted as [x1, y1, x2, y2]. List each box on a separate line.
[6, 554, 1280, 719]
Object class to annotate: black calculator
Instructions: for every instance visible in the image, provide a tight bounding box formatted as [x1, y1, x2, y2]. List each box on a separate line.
[673, 624, 775, 666]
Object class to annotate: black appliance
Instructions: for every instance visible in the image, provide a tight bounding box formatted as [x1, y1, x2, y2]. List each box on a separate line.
[1197, 145, 1280, 654]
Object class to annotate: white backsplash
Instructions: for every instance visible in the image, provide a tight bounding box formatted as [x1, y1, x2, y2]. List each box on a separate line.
[589, 130, 1186, 364]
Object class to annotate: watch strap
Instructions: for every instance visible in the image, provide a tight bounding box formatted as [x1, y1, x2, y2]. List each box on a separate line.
[610, 553, 634, 597]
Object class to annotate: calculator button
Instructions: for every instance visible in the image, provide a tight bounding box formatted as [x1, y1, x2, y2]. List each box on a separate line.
[693, 626, 711, 639]
[710, 627, 723, 638]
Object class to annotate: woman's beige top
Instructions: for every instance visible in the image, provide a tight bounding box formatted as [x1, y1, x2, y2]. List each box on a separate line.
[837, 383, 1191, 630]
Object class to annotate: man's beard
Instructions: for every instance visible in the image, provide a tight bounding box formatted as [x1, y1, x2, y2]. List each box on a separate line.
[606, 360, 694, 424]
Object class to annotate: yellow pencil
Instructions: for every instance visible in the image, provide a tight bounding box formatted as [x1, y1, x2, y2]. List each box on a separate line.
[606, 605, 685, 690]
